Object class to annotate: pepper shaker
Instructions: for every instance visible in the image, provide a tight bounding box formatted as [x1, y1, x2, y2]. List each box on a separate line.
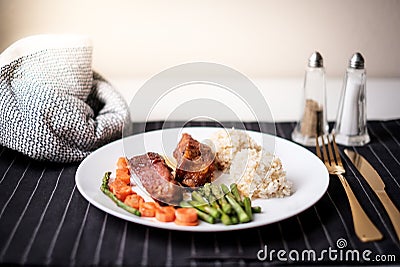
[292, 51, 329, 146]
[333, 52, 370, 146]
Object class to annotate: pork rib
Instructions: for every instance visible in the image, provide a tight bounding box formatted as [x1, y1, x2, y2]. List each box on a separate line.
[129, 152, 182, 204]
[173, 133, 215, 187]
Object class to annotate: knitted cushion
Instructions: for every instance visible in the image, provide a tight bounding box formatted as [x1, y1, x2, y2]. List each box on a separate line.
[0, 35, 129, 162]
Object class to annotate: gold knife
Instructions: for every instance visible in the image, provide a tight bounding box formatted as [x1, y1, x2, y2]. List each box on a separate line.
[344, 149, 400, 240]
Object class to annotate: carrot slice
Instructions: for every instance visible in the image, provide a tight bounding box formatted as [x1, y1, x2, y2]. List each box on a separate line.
[117, 157, 128, 169]
[114, 186, 133, 202]
[115, 170, 130, 184]
[174, 219, 199, 226]
[155, 206, 176, 222]
[140, 201, 157, 209]
[108, 179, 133, 201]
[108, 179, 127, 193]
[116, 168, 129, 176]
[175, 208, 198, 223]
[124, 194, 143, 210]
[139, 202, 157, 217]
[140, 209, 155, 217]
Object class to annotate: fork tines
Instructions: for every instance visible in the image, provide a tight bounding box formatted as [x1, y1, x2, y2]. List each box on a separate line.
[316, 133, 342, 167]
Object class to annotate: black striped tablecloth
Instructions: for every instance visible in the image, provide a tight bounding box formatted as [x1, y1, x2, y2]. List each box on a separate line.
[0, 120, 399, 266]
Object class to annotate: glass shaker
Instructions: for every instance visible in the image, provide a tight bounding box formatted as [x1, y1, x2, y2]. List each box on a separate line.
[333, 52, 370, 146]
[292, 51, 329, 146]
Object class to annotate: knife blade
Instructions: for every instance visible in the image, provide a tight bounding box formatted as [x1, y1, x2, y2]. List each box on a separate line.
[344, 149, 400, 241]
[344, 149, 384, 191]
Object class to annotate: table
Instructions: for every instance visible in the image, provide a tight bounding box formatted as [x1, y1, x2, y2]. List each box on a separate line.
[1, 120, 399, 266]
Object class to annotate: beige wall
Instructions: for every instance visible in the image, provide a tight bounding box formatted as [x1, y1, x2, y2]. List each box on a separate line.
[1, 0, 400, 80]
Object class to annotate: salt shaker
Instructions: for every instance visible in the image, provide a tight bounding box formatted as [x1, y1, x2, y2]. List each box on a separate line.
[292, 51, 329, 146]
[333, 52, 370, 146]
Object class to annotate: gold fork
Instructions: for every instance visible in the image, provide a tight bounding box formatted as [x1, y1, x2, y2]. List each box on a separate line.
[316, 133, 383, 242]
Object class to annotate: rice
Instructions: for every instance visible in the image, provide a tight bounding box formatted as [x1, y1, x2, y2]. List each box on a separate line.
[210, 128, 261, 170]
[210, 129, 292, 199]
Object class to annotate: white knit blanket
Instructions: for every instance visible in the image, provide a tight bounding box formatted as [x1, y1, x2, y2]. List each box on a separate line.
[0, 35, 129, 162]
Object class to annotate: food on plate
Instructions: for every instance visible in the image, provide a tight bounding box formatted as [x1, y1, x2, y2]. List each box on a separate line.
[100, 155, 262, 226]
[231, 148, 292, 198]
[139, 202, 158, 217]
[180, 182, 262, 225]
[100, 172, 141, 216]
[108, 178, 133, 201]
[115, 168, 130, 184]
[210, 129, 292, 199]
[174, 208, 199, 226]
[210, 128, 261, 170]
[124, 194, 144, 209]
[100, 161, 199, 225]
[117, 157, 129, 169]
[173, 133, 215, 187]
[100, 128, 296, 227]
[128, 152, 183, 204]
[155, 206, 176, 222]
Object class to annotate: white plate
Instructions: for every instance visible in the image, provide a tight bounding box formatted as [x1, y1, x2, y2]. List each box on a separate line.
[76, 127, 329, 232]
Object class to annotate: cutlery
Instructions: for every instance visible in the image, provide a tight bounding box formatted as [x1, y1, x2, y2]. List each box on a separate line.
[316, 134, 383, 242]
[345, 149, 400, 240]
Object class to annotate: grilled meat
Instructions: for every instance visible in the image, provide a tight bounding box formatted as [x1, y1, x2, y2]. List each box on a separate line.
[173, 133, 215, 187]
[129, 152, 182, 204]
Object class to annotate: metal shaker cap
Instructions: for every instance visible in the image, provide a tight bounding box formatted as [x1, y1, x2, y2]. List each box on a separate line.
[308, 51, 323, 68]
[349, 52, 365, 69]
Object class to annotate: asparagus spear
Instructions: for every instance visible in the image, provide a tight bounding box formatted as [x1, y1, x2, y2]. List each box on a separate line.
[205, 190, 233, 225]
[220, 184, 231, 195]
[243, 196, 253, 220]
[193, 187, 236, 225]
[188, 201, 220, 219]
[210, 183, 221, 198]
[203, 183, 219, 206]
[220, 184, 238, 205]
[195, 209, 215, 224]
[181, 200, 219, 224]
[191, 191, 207, 204]
[183, 183, 261, 225]
[179, 201, 192, 208]
[190, 200, 232, 225]
[252, 206, 262, 213]
[203, 183, 212, 197]
[211, 184, 232, 214]
[230, 215, 239, 224]
[225, 194, 250, 223]
[230, 183, 243, 205]
[219, 212, 233, 225]
[100, 172, 141, 216]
